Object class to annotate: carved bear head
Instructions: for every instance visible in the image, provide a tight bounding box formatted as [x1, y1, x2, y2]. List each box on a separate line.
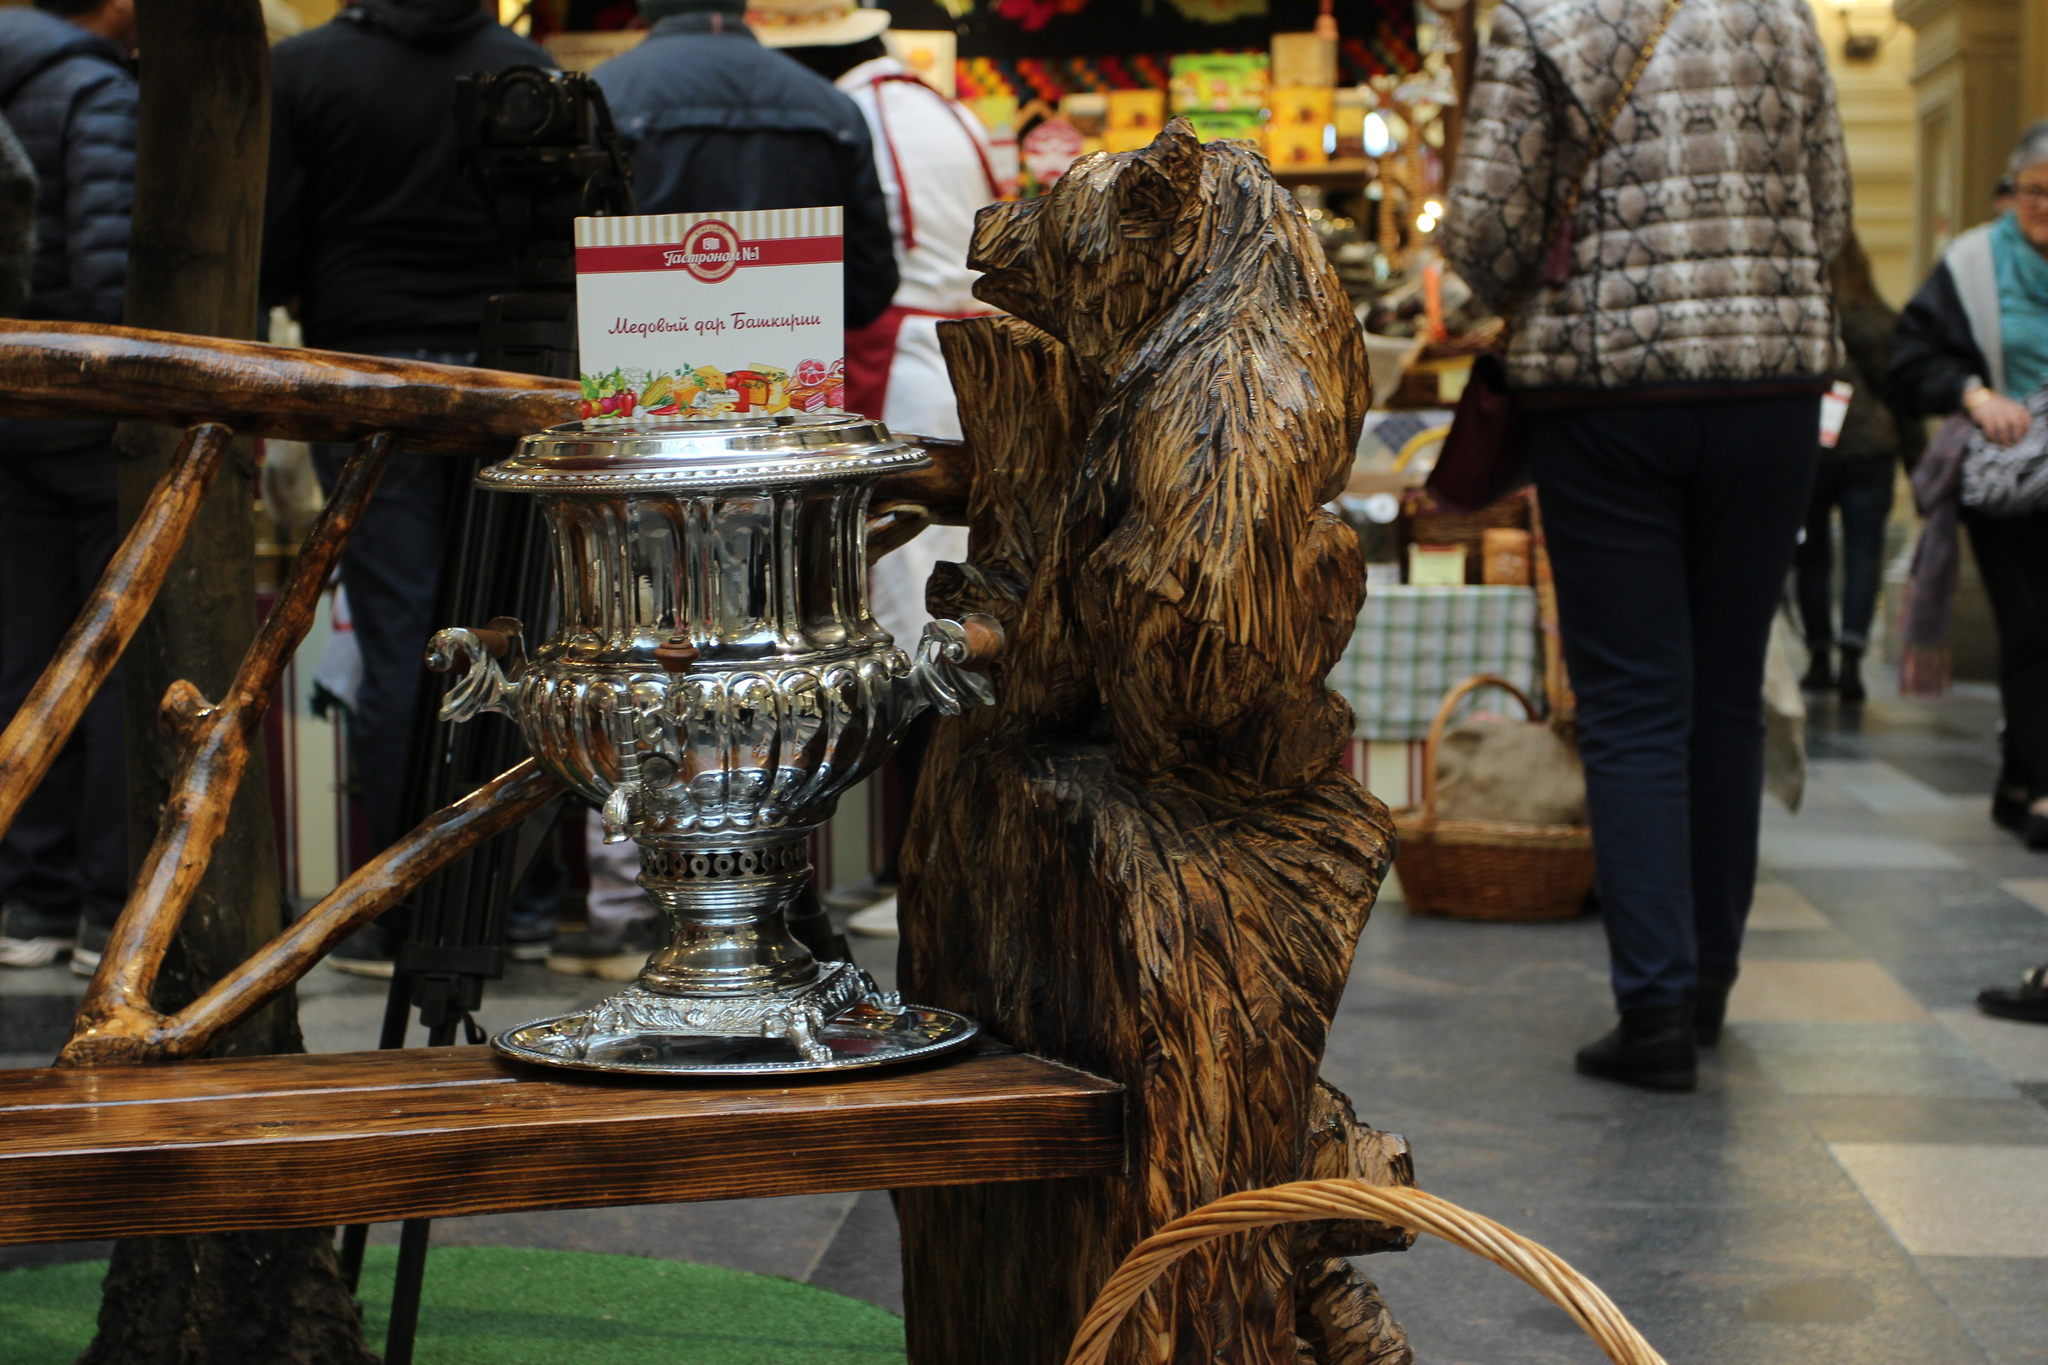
[967, 120, 1204, 379]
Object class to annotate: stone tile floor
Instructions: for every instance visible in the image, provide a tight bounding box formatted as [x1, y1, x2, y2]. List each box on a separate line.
[4, 680, 2047, 1363]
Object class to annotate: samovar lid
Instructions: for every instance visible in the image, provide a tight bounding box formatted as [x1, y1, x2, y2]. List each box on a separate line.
[479, 413, 929, 493]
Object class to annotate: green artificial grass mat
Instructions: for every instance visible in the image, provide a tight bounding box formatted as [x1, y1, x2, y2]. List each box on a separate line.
[0, 1246, 907, 1365]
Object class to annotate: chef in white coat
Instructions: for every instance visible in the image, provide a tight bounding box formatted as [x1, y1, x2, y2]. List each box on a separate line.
[777, 12, 1000, 651]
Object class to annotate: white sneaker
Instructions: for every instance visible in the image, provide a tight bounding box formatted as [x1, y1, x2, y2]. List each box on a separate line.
[847, 897, 899, 939]
[0, 934, 72, 968]
[68, 921, 109, 977]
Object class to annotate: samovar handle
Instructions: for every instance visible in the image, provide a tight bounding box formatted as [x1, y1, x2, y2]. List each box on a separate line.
[424, 618, 524, 722]
[909, 613, 1003, 716]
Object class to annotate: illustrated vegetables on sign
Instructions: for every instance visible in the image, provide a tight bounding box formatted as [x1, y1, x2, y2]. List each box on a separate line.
[641, 374, 678, 415]
[579, 368, 641, 420]
[577, 361, 825, 421]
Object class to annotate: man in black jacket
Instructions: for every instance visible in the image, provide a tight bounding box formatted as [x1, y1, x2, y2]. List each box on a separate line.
[263, 0, 552, 973]
[0, 0, 137, 976]
[593, 0, 896, 329]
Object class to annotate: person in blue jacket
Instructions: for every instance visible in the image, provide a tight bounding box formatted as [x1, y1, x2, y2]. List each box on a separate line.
[0, 0, 137, 978]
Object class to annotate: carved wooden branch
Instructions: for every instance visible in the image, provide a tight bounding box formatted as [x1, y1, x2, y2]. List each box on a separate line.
[0, 422, 229, 842]
[0, 322, 971, 512]
[62, 760, 563, 1066]
[873, 434, 970, 524]
[0, 321, 576, 453]
[70, 434, 393, 1050]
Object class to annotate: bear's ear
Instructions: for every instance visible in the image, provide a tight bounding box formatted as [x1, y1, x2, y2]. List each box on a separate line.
[1117, 118, 1202, 240]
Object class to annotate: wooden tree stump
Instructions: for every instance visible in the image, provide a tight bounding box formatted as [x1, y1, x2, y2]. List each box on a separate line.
[896, 123, 1411, 1365]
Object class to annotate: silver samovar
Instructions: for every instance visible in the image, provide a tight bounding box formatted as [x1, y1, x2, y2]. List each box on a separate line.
[427, 414, 991, 1076]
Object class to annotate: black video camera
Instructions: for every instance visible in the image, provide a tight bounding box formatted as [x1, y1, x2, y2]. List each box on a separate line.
[456, 66, 635, 375]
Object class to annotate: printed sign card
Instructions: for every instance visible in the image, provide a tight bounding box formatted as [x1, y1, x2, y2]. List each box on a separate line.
[573, 206, 845, 422]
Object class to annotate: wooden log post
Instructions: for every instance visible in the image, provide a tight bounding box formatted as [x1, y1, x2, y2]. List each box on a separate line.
[114, 0, 284, 1060]
[896, 123, 1412, 1365]
[81, 1, 378, 1360]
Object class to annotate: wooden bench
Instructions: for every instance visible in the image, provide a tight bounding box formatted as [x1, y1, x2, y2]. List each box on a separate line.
[0, 1041, 1123, 1247]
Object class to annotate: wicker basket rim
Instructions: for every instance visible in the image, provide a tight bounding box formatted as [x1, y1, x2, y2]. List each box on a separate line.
[1395, 810, 1591, 839]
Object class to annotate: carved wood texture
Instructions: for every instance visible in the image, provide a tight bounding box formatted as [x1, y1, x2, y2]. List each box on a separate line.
[896, 123, 1408, 1365]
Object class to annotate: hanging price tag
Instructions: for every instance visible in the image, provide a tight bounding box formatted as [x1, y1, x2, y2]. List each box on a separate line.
[1818, 380, 1854, 448]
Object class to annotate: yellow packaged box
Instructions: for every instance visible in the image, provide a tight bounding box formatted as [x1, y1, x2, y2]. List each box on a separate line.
[1264, 123, 1330, 167]
[1103, 89, 1166, 152]
[1267, 85, 1334, 128]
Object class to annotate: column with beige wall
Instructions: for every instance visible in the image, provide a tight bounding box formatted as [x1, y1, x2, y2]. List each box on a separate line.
[1896, 0, 2022, 277]
[1808, 0, 1920, 302]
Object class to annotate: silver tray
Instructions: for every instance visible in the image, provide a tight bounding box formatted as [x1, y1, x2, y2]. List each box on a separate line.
[491, 1002, 981, 1077]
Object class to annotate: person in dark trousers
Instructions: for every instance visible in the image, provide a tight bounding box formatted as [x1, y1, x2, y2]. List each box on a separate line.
[262, 0, 552, 974]
[0, 0, 136, 977]
[1892, 122, 2048, 853]
[591, 0, 896, 330]
[1797, 233, 1922, 703]
[1890, 125, 2048, 1025]
[1446, 0, 1848, 1090]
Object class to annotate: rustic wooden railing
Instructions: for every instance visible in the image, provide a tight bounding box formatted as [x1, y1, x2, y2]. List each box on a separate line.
[0, 319, 967, 1068]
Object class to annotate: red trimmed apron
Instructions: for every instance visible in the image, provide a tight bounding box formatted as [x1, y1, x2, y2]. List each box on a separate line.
[842, 73, 1002, 423]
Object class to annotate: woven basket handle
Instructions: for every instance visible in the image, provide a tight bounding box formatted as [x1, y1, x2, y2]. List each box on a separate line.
[1061, 1179, 1667, 1365]
[1420, 673, 1540, 817]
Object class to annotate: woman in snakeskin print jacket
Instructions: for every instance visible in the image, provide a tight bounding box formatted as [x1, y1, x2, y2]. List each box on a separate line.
[1444, 0, 1850, 1093]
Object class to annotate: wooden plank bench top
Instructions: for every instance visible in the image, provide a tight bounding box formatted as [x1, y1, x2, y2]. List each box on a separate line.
[0, 1042, 1125, 1246]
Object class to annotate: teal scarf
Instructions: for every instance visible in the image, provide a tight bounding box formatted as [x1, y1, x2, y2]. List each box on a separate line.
[1993, 211, 2048, 397]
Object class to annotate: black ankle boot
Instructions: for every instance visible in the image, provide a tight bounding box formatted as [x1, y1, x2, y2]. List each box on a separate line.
[1575, 1006, 1698, 1091]
[1694, 970, 1738, 1046]
[1801, 645, 1833, 692]
[1837, 646, 1866, 703]
[1994, 786, 2030, 833]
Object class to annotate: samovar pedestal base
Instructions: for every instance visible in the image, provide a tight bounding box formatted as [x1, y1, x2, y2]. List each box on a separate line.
[490, 960, 980, 1076]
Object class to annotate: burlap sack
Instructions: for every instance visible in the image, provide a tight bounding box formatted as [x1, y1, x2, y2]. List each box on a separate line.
[1433, 718, 1586, 826]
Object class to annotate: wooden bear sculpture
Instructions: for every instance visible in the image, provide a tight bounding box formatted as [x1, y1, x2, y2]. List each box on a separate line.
[896, 120, 1412, 1365]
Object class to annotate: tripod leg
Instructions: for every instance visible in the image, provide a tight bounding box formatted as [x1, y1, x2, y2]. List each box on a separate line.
[338, 1222, 369, 1293]
[385, 1217, 434, 1365]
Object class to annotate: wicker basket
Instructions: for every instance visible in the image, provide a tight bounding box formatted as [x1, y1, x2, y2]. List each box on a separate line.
[1394, 673, 1595, 922]
[1063, 1179, 1667, 1365]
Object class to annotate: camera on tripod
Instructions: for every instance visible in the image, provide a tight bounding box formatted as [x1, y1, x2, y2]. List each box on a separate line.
[456, 66, 634, 376]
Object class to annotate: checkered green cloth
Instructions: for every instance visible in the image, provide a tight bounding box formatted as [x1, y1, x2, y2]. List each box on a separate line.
[1331, 585, 1541, 740]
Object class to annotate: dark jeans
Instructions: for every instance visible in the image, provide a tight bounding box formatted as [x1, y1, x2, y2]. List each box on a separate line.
[312, 445, 464, 852]
[314, 346, 475, 851]
[1527, 396, 1819, 1011]
[1796, 455, 1896, 652]
[314, 348, 559, 936]
[0, 444, 127, 928]
[1963, 508, 2048, 800]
